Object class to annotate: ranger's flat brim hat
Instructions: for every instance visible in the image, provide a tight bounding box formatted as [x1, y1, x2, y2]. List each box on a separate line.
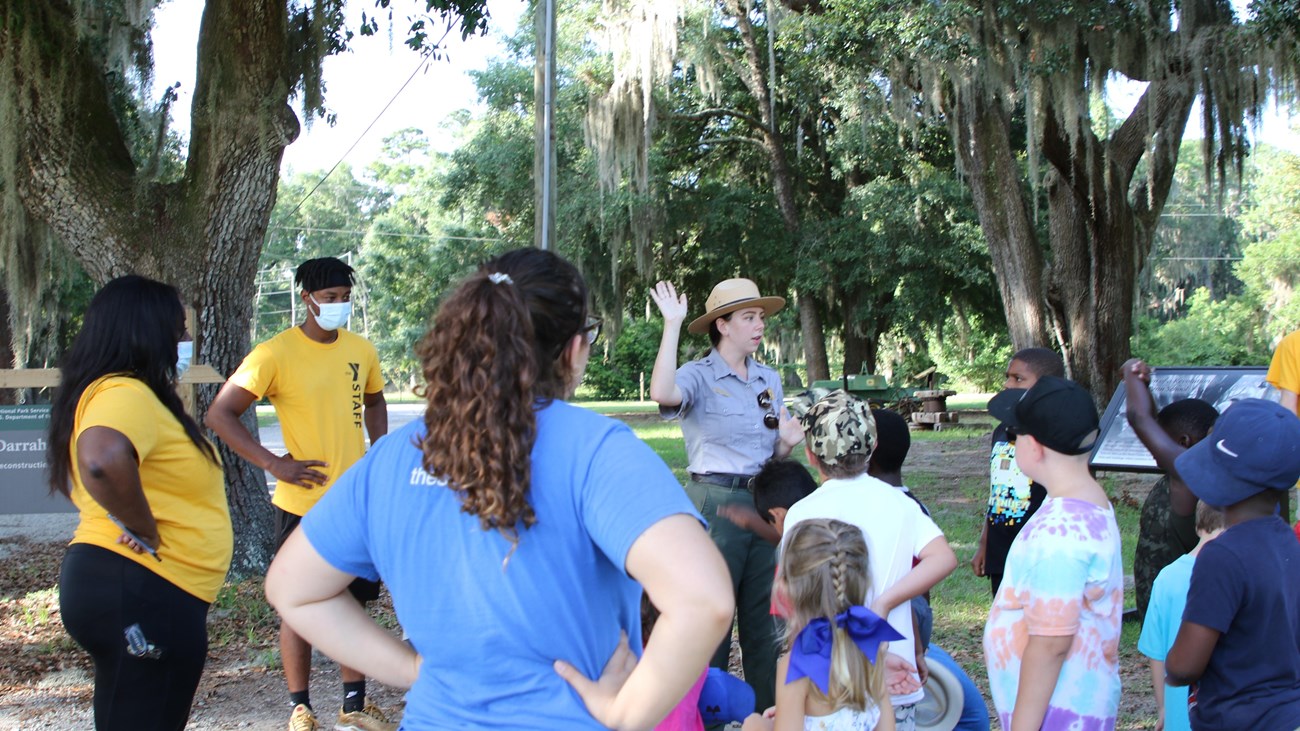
[687, 278, 785, 335]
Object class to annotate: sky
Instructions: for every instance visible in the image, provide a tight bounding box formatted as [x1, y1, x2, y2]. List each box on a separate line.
[151, 0, 526, 175]
[150, 1, 1299, 177]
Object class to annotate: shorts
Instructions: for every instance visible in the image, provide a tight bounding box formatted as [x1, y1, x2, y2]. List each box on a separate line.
[894, 702, 917, 731]
[274, 506, 381, 603]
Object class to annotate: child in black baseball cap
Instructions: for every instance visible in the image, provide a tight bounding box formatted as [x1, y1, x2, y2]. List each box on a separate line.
[1164, 398, 1300, 731]
[982, 376, 1124, 729]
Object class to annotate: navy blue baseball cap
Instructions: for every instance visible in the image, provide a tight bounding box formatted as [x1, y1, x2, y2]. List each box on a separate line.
[987, 376, 1100, 456]
[1174, 398, 1300, 508]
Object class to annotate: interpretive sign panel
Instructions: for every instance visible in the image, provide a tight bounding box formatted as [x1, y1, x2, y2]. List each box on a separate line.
[1090, 366, 1280, 473]
[0, 404, 74, 514]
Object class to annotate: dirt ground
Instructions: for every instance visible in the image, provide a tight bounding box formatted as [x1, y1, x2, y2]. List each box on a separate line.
[0, 418, 1161, 730]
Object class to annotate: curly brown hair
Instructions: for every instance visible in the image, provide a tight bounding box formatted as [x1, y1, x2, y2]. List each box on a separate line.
[414, 248, 588, 545]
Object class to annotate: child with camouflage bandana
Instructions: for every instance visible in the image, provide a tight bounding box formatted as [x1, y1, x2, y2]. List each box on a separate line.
[782, 390, 957, 731]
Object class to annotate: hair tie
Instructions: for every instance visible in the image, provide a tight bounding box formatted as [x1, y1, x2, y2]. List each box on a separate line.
[785, 605, 904, 694]
[488, 272, 513, 285]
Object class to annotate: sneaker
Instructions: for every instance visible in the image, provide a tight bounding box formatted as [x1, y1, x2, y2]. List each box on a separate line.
[335, 701, 397, 731]
[288, 704, 320, 731]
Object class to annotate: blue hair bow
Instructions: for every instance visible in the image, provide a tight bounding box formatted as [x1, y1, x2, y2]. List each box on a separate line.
[786, 605, 905, 694]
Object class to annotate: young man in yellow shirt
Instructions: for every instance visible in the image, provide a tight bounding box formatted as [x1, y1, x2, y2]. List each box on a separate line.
[207, 257, 390, 731]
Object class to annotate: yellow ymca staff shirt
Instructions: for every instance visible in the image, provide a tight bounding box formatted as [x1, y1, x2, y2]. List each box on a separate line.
[1268, 330, 1300, 397]
[228, 327, 384, 516]
[70, 376, 233, 603]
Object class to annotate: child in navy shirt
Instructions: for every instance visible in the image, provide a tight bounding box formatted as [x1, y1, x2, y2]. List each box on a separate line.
[1165, 398, 1300, 731]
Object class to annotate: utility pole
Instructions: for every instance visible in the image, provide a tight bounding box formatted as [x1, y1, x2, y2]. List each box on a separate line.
[533, 0, 557, 250]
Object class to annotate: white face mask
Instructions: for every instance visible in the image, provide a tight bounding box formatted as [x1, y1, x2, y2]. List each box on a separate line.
[310, 294, 351, 331]
[175, 341, 193, 379]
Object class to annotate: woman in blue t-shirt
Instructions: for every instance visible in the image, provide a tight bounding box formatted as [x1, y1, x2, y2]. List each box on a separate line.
[266, 248, 733, 729]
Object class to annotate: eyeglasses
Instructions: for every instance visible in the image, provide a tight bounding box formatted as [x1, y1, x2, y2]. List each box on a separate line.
[583, 317, 602, 345]
[758, 389, 778, 429]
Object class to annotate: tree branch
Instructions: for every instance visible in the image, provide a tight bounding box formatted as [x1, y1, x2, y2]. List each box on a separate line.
[670, 107, 767, 133]
[668, 136, 767, 153]
[1039, 100, 1106, 212]
[0, 0, 142, 282]
[1131, 82, 1195, 232]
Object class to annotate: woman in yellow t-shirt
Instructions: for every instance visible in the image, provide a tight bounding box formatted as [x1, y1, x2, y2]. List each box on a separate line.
[47, 275, 232, 731]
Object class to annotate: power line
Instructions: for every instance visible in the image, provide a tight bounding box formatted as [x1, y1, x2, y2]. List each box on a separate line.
[267, 225, 502, 243]
[1149, 255, 1300, 261]
[282, 55, 432, 220]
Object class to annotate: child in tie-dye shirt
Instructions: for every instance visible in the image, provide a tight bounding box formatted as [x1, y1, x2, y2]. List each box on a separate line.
[984, 377, 1122, 730]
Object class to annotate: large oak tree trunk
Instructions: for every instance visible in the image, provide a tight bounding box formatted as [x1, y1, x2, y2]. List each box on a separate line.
[951, 94, 1050, 353]
[1039, 77, 1194, 404]
[841, 328, 875, 378]
[0, 288, 12, 406]
[796, 292, 829, 381]
[953, 67, 1195, 405]
[1, 0, 295, 576]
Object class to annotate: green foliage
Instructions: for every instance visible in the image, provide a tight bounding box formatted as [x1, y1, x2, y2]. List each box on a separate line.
[1235, 148, 1300, 339]
[584, 318, 664, 400]
[361, 130, 512, 384]
[1141, 139, 1247, 321]
[579, 359, 629, 401]
[1132, 289, 1271, 366]
[1131, 146, 1300, 366]
[1236, 233, 1300, 338]
[362, 0, 492, 49]
[928, 313, 1013, 393]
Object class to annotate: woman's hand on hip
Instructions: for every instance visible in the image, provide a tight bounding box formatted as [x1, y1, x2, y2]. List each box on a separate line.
[554, 631, 638, 728]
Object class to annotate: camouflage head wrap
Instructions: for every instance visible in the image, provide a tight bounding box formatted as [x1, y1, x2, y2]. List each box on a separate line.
[799, 389, 877, 466]
[786, 387, 829, 421]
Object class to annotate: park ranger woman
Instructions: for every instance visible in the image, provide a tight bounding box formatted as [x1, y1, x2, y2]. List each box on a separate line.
[649, 277, 805, 713]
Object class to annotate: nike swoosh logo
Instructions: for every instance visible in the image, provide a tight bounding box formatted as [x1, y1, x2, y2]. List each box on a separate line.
[1215, 439, 1239, 458]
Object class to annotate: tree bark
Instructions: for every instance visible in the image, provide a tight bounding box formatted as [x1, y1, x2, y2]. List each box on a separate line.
[1, 0, 293, 576]
[1035, 73, 1195, 404]
[954, 64, 1197, 405]
[951, 93, 1050, 353]
[842, 328, 876, 378]
[796, 291, 829, 381]
[0, 288, 13, 406]
[840, 288, 892, 377]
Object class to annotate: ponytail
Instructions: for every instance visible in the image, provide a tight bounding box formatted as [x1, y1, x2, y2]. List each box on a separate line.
[415, 249, 588, 546]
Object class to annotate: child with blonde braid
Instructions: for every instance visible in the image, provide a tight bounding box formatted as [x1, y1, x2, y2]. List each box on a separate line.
[743, 519, 901, 731]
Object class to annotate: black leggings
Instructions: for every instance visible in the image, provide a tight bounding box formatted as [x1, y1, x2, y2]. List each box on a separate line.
[59, 544, 211, 731]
